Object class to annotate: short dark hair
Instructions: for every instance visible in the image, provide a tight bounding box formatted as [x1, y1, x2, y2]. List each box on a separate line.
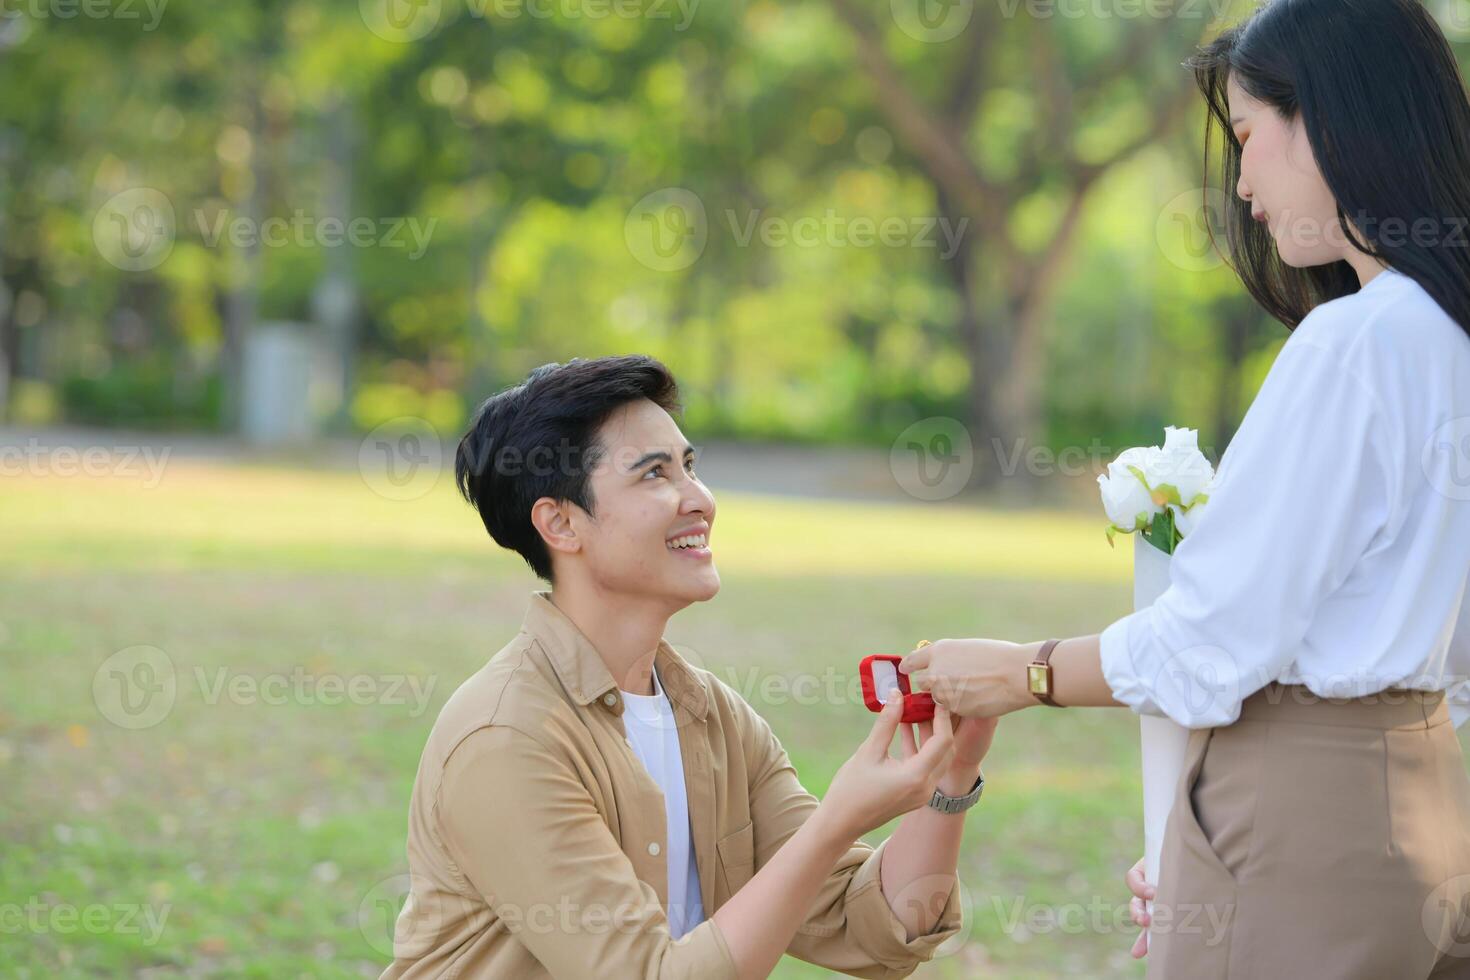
[454, 355, 682, 581]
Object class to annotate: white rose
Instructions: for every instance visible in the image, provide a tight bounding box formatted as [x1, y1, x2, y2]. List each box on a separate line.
[1143, 426, 1215, 507]
[1098, 446, 1164, 532]
[1170, 475, 1217, 537]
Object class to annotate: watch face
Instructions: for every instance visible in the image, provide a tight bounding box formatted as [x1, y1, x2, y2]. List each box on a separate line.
[1027, 664, 1049, 694]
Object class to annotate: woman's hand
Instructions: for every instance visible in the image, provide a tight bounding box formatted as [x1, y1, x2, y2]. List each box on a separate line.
[899, 639, 1038, 718]
[819, 694, 957, 841]
[912, 711, 997, 794]
[1125, 855, 1155, 959]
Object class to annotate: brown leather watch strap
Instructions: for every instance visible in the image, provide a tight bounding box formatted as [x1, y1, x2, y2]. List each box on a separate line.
[1030, 638, 1065, 708]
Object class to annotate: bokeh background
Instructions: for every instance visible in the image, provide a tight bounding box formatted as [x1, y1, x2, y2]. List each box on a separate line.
[5, 0, 1470, 975]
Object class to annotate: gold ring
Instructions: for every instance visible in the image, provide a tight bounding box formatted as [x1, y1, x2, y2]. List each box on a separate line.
[914, 640, 931, 650]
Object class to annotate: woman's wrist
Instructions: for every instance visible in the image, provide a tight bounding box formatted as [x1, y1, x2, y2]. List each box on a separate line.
[937, 761, 983, 798]
[1007, 641, 1046, 713]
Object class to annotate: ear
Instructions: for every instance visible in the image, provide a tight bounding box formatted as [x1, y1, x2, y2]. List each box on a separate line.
[530, 497, 581, 558]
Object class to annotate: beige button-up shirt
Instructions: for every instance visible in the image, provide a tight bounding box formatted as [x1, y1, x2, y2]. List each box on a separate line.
[381, 592, 962, 979]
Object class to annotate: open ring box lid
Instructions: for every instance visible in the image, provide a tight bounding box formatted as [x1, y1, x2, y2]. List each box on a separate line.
[859, 654, 935, 723]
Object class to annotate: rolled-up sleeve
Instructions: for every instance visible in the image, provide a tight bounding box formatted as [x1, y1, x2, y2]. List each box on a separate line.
[437, 725, 737, 980]
[741, 709, 962, 978]
[1099, 339, 1394, 728]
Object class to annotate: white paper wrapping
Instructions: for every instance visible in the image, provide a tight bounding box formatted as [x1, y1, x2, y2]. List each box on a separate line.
[1133, 535, 1191, 947]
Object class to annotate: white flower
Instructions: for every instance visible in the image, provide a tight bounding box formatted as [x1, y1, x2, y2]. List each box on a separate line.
[1098, 427, 1217, 544]
[1098, 446, 1164, 532]
[1170, 476, 1215, 536]
[1144, 427, 1215, 508]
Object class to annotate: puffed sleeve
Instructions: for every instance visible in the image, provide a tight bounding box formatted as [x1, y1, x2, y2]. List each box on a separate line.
[1099, 338, 1396, 728]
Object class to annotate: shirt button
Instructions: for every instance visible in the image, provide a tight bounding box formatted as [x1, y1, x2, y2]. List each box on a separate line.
[647, 842, 661, 856]
[603, 693, 618, 707]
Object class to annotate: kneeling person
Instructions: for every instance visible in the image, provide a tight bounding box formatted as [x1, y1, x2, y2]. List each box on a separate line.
[382, 355, 995, 980]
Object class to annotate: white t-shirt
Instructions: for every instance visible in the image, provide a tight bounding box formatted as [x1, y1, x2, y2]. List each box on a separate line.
[621, 667, 705, 938]
[1101, 266, 1470, 729]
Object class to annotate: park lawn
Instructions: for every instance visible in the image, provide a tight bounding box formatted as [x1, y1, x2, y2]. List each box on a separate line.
[3, 456, 1170, 977]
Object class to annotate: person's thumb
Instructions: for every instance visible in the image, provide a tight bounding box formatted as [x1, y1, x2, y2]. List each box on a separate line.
[864, 690, 904, 755]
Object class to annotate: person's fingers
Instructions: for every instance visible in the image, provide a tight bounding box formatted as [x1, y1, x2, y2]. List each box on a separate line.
[899, 721, 918, 758]
[899, 648, 930, 674]
[912, 703, 955, 775]
[864, 690, 904, 755]
[1130, 896, 1151, 927]
[915, 718, 933, 747]
[1131, 929, 1148, 959]
[1125, 857, 1155, 900]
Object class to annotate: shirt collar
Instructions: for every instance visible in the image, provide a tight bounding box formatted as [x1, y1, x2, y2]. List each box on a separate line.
[522, 591, 709, 721]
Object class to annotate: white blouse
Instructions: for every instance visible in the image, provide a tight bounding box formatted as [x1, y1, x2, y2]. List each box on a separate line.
[1100, 266, 1470, 729]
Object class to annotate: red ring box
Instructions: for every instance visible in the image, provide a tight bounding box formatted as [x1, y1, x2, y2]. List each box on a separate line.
[860, 654, 935, 723]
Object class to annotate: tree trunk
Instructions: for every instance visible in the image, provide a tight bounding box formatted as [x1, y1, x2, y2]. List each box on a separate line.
[314, 97, 360, 433]
[0, 278, 11, 424]
[220, 78, 265, 433]
[937, 191, 1011, 488]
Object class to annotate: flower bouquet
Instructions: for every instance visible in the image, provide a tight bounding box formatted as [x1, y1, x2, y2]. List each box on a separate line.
[1097, 426, 1215, 946]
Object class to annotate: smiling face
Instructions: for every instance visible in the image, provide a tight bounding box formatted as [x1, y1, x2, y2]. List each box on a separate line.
[543, 397, 719, 610]
[1227, 73, 1348, 268]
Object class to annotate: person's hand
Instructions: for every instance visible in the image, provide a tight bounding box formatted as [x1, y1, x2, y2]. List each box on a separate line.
[1125, 855, 1155, 959]
[899, 639, 1036, 718]
[913, 711, 997, 795]
[819, 693, 957, 841]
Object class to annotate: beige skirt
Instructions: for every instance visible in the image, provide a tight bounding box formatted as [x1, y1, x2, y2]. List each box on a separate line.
[1146, 683, 1470, 980]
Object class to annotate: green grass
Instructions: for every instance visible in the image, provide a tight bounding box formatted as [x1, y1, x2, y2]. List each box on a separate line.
[1, 457, 1197, 977]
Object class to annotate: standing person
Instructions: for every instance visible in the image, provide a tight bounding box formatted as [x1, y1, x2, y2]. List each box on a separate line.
[898, 1, 1470, 976]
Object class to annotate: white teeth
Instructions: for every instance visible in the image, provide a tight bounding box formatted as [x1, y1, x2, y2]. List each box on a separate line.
[668, 534, 707, 550]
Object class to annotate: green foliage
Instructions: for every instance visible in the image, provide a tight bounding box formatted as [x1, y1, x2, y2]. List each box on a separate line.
[5, 1, 1464, 451]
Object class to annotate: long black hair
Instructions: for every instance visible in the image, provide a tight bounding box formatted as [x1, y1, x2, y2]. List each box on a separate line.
[1190, 0, 1470, 339]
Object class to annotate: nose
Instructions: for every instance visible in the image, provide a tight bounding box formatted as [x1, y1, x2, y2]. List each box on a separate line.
[680, 470, 715, 520]
[1236, 173, 1252, 203]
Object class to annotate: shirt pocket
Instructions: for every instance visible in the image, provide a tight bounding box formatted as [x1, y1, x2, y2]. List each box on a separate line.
[715, 820, 755, 898]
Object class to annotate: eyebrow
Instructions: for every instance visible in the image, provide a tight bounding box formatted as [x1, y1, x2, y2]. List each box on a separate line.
[630, 445, 695, 471]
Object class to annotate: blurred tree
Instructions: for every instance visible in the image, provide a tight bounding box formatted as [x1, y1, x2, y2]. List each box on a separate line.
[826, 0, 1209, 483]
